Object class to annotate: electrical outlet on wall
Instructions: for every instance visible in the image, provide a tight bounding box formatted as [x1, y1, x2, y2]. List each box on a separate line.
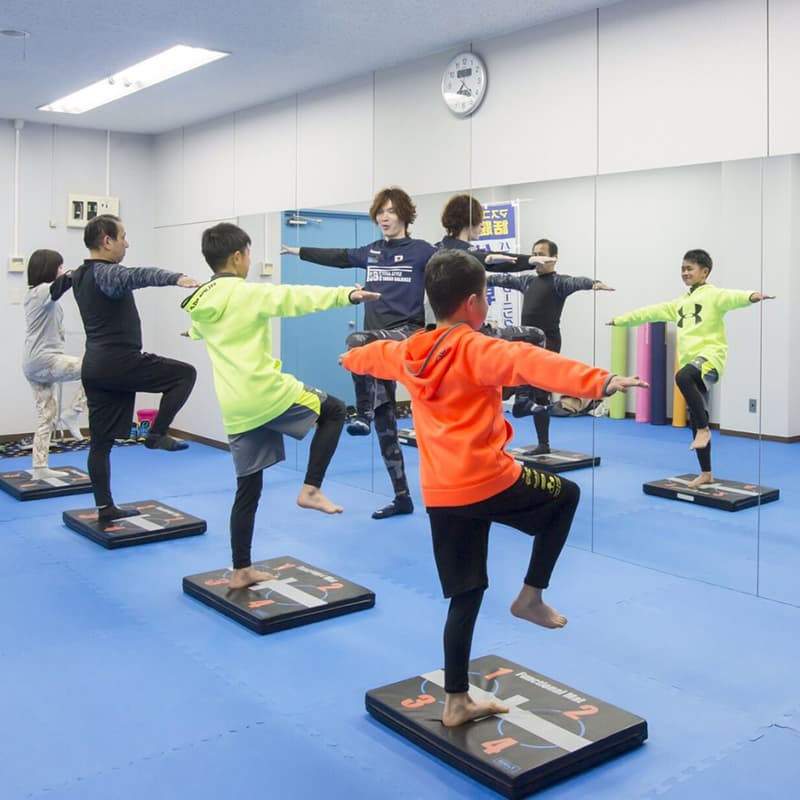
[67, 194, 120, 228]
[7, 255, 25, 273]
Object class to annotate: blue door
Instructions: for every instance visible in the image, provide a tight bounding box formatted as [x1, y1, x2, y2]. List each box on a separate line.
[280, 209, 378, 406]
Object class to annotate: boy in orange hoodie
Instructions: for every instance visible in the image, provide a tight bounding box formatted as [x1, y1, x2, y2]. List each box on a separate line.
[341, 249, 647, 728]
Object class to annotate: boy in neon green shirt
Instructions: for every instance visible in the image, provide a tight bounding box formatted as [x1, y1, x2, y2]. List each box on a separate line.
[609, 249, 773, 488]
[183, 223, 378, 588]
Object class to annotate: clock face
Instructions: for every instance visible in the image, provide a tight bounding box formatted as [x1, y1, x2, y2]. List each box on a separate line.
[441, 52, 487, 117]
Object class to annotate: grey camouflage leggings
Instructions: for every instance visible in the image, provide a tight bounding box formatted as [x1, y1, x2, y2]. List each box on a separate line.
[25, 355, 86, 468]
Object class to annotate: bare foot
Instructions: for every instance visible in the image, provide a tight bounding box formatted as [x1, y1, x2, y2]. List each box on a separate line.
[510, 585, 567, 628]
[690, 427, 711, 450]
[297, 484, 343, 514]
[443, 692, 509, 727]
[31, 467, 69, 480]
[228, 566, 277, 589]
[687, 471, 714, 489]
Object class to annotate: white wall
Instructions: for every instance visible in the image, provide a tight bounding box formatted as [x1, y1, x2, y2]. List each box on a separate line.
[0, 121, 157, 436]
[769, 0, 800, 157]
[3, 0, 800, 440]
[598, 0, 768, 174]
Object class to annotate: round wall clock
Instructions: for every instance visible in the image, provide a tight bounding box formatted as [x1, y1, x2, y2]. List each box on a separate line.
[441, 51, 487, 117]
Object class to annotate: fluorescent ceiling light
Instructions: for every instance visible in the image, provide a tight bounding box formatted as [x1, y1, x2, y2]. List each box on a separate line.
[38, 45, 229, 114]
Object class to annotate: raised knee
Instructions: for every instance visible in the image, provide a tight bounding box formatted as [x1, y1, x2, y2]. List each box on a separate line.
[326, 395, 346, 420]
[345, 332, 370, 349]
[562, 478, 580, 506]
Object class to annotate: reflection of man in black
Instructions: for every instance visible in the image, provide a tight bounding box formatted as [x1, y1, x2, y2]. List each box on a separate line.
[488, 239, 614, 455]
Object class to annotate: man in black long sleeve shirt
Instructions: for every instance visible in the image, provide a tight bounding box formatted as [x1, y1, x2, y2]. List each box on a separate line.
[488, 238, 614, 453]
[72, 215, 199, 523]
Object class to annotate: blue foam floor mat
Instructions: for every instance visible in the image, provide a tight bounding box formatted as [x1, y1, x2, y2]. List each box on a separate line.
[2, 428, 799, 799]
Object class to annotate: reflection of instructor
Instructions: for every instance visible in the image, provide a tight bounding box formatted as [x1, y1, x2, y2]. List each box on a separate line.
[281, 187, 435, 520]
[488, 239, 613, 455]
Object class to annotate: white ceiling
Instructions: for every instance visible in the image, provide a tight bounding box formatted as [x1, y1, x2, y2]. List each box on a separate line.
[0, 0, 623, 135]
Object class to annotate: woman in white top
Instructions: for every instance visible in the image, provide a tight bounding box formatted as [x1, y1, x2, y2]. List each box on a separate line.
[23, 249, 86, 479]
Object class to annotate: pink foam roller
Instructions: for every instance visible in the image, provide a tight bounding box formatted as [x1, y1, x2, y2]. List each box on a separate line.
[635, 324, 652, 422]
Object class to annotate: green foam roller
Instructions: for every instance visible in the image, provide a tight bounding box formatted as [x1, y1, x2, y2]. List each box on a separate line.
[609, 326, 628, 419]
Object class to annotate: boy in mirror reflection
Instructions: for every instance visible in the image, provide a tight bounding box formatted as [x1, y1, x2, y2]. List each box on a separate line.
[281, 187, 435, 521]
[341, 249, 646, 726]
[609, 249, 773, 489]
[488, 238, 614, 454]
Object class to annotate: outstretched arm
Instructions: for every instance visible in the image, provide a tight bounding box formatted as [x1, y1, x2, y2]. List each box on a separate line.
[482, 253, 557, 273]
[605, 375, 649, 394]
[486, 272, 531, 292]
[607, 298, 677, 328]
[280, 244, 353, 268]
[348, 285, 381, 304]
[49, 271, 74, 301]
[94, 263, 199, 298]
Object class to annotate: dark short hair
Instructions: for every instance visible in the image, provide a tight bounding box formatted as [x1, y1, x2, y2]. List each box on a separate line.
[369, 187, 416, 229]
[27, 249, 63, 287]
[441, 194, 484, 238]
[533, 238, 558, 257]
[201, 223, 252, 271]
[425, 249, 486, 320]
[83, 214, 122, 249]
[683, 248, 712, 273]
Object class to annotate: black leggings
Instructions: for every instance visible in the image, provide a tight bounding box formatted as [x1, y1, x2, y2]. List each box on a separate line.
[85, 353, 197, 508]
[304, 394, 346, 487]
[517, 334, 561, 445]
[431, 469, 580, 693]
[675, 363, 712, 472]
[229, 394, 345, 569]
[444, 588, 485, 693]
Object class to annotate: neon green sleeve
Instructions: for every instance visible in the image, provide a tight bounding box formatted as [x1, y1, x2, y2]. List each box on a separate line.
[713, 288, 755, 313]
[613, 298, 678, 327]
[249, 283, 353, 319]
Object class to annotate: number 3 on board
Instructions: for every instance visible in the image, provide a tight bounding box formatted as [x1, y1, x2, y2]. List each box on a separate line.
[401, 693, 437, 708]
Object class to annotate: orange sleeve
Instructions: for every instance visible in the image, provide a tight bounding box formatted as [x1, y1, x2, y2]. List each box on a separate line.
[466, 336, 611, 398]
[340, 339, 405, 381]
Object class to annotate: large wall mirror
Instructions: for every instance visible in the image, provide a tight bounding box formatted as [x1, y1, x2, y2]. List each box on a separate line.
[756, 153, 799, 607]
[590, 160, 763, 594]
[251, 140, 800, 604]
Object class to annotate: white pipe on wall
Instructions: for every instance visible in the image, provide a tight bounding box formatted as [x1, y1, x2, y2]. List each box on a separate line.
[13, 118, 24, 255]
